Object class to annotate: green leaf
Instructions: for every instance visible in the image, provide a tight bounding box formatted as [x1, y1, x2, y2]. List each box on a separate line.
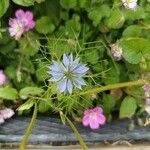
[103, 94, 116, 115]
[12, 0, 34, 6]
[105, 8, 125, 29]
[0, 87, 18, 100]
[17, 98, 34, 111]
[35, 0, 45, 3]
[119, 96, 137, 119]
[38, 100, 52, 113]
[88, 5, 110, 26]
[122, 25, 142, 37]
[120, 38, 150, 64]
[123, 6, 145, 20]
[36, 62, 49, 81]
[36, 16, 55, 34]
[0, 0, 9, 18]
[19, 32, 40, 56]
[19, 87, 44, 99]
[60, 0, 77, 9]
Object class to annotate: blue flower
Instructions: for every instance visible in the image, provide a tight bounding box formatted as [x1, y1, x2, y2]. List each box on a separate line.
[48, 53, 89, 94]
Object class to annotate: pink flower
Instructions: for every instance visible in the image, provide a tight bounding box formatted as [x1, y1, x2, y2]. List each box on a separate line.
[0, 108, 15, 119]
[110, 43, 123, 61]
[0, 115, 5, 124]
[143, 84, 150, 105]
[0, 108, 15, 125]
[8, 9, 35, 40]
[82, 107, 106, 130]
[0, 70, 6, 86]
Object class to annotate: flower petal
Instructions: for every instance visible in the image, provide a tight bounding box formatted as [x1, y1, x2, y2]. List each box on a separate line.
[48, 76, 62, 82]
[97, 114, 106, 125]
[48, 71, 64, 77]
[72, 78, 86, 89]
[69, 53, 73, 64]
[57, 79, 67, 93]
[0, 115, 5, 124]
[51, 61, 67, 73]
[70, 58, 80, 71]
[93, 107, 103, 114]
[66, 79, 73, 94]
[15, 9, 25, 19]
[72, 64, 89, 75]
[89, 119, 99, 129]
[82, 115, 90, 126]
[63, 54, 70, 67]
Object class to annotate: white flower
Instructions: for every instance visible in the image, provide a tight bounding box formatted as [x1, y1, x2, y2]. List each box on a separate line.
[121, 0, 138, 10]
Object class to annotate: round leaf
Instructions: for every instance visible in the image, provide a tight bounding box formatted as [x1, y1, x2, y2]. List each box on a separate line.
[0, 87, 18, 100]
[36, 16, 55, 34]
[0, 0, 9, 18]
[119, 96, 137, 119]
[19, 87, 44, 99]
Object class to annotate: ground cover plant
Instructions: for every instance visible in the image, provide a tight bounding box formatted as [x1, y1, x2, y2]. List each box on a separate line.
[0, 0, 150, 149]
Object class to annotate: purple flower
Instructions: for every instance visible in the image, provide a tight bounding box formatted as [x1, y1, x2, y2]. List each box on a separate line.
[143, 84, 150, 105]
[121, 0, 138, 10]
[0, 70, 6, 86]
[110, 43, 123, 61]
[8, 9, 35, 40]
[82, 107, 106, 130]
[0, 108, 15, 124]
[48, 53, 89, 94]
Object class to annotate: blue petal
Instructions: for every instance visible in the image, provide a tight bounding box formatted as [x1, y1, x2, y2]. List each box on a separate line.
[69, 53, 73, 64]
[48, 71, 64, 77]
[66, 79, 73, 94]
[57, 79, 67, 93]
[48, 76, 62, 82]
[70, 58, 80, 71]
[49, 61, 67, 73]
[72, 64, 89, 75]
[63, 54, 70, 67]
[72, 78, 86, 89]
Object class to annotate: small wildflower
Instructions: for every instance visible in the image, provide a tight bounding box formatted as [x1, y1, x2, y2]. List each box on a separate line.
[8, 9, 35, 40]
[0, 108, 15, 119]
[143, 84, 150, 105]
[82, 107, 106, 130]
[48, 53, 89, 94]
[121, 0, 138, 10]
[0, 70, 6, 86]
[0, 108, 15, 125]
[110, 43, 123, 61]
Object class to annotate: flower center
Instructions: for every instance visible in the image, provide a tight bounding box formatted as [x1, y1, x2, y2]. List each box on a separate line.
[65, 70, 72, 78]
[90, 112, 97, 120]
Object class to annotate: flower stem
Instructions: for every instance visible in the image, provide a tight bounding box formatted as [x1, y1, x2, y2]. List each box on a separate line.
[60, 111, 88, 150]
[79, 80, 149, 96]
[19, 102, 37, 150]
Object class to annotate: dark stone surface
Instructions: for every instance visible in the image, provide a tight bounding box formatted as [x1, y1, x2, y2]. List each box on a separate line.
[0, 116, 150, 144]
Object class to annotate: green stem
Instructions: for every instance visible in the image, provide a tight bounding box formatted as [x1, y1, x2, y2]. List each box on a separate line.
[79, 80, 148, 96]
[19, 102, 37, 150]
[60, 112, 88, 150]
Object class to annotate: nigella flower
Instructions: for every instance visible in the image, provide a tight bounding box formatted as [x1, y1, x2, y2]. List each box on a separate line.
[0, 108, 15, 124]
[0, 70, 6, 86]
[48, 53, 89, 94]
[8, 9, 35, 40]
[110, 43, 123, 61]
[82, 107, 106, 129]
[121, 0, 138, 10]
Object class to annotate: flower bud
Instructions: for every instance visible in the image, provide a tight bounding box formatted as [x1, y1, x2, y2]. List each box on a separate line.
[110, 43, 123, 61]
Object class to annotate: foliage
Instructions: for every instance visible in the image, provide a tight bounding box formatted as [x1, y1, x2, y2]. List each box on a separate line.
[0, 0, 150, 123]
